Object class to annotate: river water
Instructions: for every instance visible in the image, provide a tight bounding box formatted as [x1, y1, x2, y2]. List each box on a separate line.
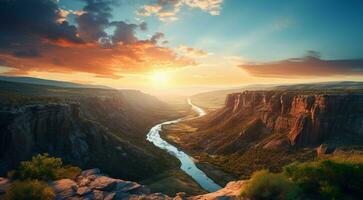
[146, 98, 222, 192]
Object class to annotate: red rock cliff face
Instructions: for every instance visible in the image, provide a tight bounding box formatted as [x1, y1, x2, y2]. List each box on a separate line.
[223, 91, 363, 147]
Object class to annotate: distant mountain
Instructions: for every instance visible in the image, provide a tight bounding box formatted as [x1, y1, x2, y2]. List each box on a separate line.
[275, 81, 363, 90]
[191, 81, 363, 109]
[0, 76, 111, 89]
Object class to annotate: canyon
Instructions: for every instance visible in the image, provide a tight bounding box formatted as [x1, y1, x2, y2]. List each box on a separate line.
[163, 90, 363, 178]
[1, 79, 363, 199]
[0, 81, 181, 183]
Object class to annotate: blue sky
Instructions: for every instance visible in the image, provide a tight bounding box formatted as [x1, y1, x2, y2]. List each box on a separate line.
[59, 0, 363, 61]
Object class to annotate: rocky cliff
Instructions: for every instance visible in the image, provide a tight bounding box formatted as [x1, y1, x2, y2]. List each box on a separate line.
[221, 91, 363, 148]
[0, 99, 173, 181]
[163, 90, 363, 177]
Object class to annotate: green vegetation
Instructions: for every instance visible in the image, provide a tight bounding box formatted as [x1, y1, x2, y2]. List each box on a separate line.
[197, 148, 315, 180]
[17, 154, 81, 181]
[241, 155, 363, 200]
[284, 158, 363, 199]
[1, 154, 81, 200]
[2, 180, 55, 200]
[242, 170, 300, 200]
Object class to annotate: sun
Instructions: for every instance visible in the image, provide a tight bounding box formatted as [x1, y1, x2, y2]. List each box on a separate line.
[150, 71, 169, 85]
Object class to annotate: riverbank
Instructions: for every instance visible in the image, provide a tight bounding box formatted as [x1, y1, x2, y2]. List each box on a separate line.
[160, 126, 237, 187]
[158, 99, 237, 187]
[146, 99, 222, 192]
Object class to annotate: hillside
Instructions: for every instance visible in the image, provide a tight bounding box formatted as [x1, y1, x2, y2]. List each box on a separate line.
[0, 76, 111, 89]
[164, 90, 363, 179]
[0, 81, 185, 184]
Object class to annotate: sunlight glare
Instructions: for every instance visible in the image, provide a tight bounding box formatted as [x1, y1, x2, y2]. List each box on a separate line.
[151, 71, 169, 86]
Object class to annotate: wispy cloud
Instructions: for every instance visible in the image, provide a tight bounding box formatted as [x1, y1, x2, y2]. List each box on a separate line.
[137, 0, 224, 21]
[176, 45, 209, 58]
[239, 52, 363, 78]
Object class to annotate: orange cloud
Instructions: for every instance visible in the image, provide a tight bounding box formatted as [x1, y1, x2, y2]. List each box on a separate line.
[240, 55, 363, 78]
[0, 0, 196, 79]
[0, 41, 195, 79]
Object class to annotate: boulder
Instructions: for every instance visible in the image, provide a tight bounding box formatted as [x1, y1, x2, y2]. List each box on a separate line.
[78, 177, 91, 187]
[189, 181, 246, 200]
[77, 186, 92, 196]
[0, 178, 11, 195]
[174, 192, 187, 200]
[82, 169, 101, 177]
[51, 179, 78, 200]
[116, 181, 148, 194]
[89, 176, 119, 191]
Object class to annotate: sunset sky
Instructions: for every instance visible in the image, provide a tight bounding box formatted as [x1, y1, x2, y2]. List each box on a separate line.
[0, 0, 362, 95]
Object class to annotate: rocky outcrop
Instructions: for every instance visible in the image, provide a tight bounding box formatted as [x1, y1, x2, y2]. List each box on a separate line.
[0, 169, 245, 200]
[189, 181, 245, 200]
[223, 91, 363, 147]
[0, 102, 171, 180]
[0, 168, 147, 200]
[49, 169, 151, 200]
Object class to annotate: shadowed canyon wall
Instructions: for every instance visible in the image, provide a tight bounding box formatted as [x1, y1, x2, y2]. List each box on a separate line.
[0, 92, 176, 181]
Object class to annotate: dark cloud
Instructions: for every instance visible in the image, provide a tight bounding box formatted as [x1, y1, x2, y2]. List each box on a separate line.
[12, 50, 40, 58]
[76, 0, 113, 42]
[0, 0, 82, 53]
[111, 21, 139, 45]
[139, 21, 147, 31]
[150, 32, 165, 43]
[240, 53, 363, 78]
[0, 0, 195, 78]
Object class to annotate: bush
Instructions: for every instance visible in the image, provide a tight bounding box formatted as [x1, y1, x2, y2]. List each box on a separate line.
[2, 180, 55, 200]
[284, 159, 363, 199]
[241, 170, 300, 200]
[18, 154, 81, 181]
[54, 165, 82, 180]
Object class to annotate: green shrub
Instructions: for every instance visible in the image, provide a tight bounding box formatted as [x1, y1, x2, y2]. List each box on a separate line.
[18, 154, 81, 181]
[2, 180, 55, 200]
[284, 159, 363, 199]
[241, 170, 300, 200]
[18, 154, 62, 181]
[54, 165, 82, 180]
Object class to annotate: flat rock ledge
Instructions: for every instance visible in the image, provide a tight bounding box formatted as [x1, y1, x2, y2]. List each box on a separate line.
[0, 169, 245, 200]
[50, 169, 150, 200]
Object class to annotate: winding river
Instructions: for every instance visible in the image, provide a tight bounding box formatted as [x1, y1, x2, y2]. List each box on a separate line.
[146, 98, 222, 192]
